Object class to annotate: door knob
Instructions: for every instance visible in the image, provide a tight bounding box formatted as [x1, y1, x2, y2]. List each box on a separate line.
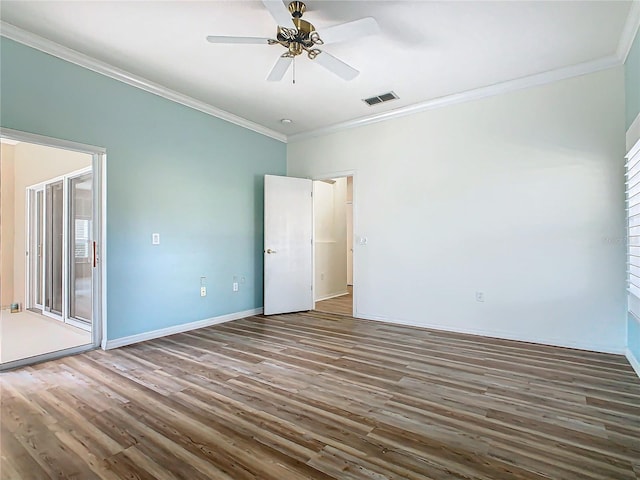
[266, 248, 277, 254]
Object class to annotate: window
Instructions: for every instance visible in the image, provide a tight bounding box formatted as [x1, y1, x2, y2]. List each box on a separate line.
[627, 140, 640, 298]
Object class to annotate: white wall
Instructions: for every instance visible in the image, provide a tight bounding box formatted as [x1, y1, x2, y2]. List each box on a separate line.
[314, 178, 348, 300]
[347, 176, 353, 286]
[12, 142, 92, 309]
[1, 144, 16, 307]
[289, 67, 627, 353]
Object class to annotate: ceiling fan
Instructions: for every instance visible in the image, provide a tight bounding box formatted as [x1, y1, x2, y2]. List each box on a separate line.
[206, 0, 380, 81]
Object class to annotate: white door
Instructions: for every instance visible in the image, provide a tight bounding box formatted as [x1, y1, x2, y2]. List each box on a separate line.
[264, 175, 313, 315]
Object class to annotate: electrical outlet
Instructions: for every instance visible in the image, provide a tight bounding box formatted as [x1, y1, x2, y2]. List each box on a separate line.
[233, 282, 239, 292]
[152, 233, 160, 245]
[320, 273, 325, 280]
[200, 286, 207, 297]
[475, 291, 484, 302]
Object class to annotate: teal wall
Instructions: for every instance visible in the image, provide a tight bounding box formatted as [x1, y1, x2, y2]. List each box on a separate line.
[626, 27, 640, 128]
[0, 38, 286, 340]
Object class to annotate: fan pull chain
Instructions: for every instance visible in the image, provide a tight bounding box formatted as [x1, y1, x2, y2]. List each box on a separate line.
[292, 56, 296, 85]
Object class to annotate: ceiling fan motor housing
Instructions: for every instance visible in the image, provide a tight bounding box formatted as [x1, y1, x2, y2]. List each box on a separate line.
[276, 2, 319, 57]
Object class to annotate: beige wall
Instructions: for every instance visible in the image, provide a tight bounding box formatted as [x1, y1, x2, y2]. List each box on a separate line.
[1, 144, 16, 307]
[12, 142, 92, 309]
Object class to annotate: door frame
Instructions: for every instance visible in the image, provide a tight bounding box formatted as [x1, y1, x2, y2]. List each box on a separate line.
[25, 185, 45, 311]
[0, 127, 107, 370]
[310, 170, 357, 317]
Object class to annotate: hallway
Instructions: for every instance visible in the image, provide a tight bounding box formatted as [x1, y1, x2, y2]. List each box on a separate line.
[314, 286, 352, 315]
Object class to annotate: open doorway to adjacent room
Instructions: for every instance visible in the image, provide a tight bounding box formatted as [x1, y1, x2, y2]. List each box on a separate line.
[312, 175, 353, 315]
[0, 131, 104, 369]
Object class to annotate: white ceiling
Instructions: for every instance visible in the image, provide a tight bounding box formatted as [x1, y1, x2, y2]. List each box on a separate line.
[0, 1, 635, 139]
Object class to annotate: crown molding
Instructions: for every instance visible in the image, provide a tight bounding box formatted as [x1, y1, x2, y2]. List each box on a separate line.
[2, 11, 634, 147]
[288, 55, 621, 143]
[617, 0, 640, 62]
[0, 21, 287, 143]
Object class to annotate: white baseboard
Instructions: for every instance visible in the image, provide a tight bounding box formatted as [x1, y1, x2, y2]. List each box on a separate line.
[627, 348, 640, 378]
[354, 312, 625, 355]
[315, 290, 349, 302]
[104, 307, 263, 350]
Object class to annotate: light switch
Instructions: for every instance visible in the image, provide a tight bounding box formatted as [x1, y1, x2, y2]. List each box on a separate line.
[358, 236, 368, 245]
[152, 233, 160, 245]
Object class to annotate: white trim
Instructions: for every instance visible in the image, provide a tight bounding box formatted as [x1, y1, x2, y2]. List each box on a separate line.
[100, 154, 108, 350]
[617, 0, 640, 63]
[25, 188, 33, 313]
[2, 11, 634, 145]
[289, 56, 621, 143]
[1, 127, 106, 154]
[627, 113, 640, 153]
[0, 22, 286, 143]
[626, 348, 640, 378]
[627, 136, 640, 164]
[355, 312, 626, 355]
[104, 307, 263, 349]
[26, 166, 93, 191]
[311, 170, 358, 182]
[315, 291, 349, 302]
[66, 316, 91, 332]
[0, 343, 95, 372]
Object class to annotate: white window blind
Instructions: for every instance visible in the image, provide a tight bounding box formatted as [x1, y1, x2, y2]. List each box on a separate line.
[627, 140, 640, 298]
[74, 218, 90, 259]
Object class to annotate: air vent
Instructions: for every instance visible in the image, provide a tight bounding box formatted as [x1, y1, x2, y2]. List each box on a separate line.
[363, 91, 398, 106]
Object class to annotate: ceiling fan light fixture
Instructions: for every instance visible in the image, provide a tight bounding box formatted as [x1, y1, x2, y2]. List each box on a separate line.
[206, 0, 380, 82]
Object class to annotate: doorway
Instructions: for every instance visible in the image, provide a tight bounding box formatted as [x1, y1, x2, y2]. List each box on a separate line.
[312, 175, 354, 316]
[0, 129, 105, 370]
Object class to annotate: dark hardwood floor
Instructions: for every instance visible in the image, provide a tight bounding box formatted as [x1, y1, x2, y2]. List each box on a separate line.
[1, 311, 639, 479]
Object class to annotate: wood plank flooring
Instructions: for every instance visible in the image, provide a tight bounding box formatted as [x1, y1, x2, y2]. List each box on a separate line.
[315, 286, 353, 315]
[1, 311, 639, 479]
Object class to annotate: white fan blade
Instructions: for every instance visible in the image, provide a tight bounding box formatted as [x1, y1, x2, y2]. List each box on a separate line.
[262, 0, 292, 27]
[267, 55, 293, 81]
[319, 17, 380, 45]
[206, 36, 270, 44]
[314, 51, 359, 81]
